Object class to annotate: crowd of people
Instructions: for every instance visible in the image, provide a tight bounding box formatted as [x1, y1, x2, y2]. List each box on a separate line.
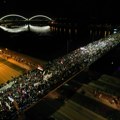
[0, 32, 120, 119]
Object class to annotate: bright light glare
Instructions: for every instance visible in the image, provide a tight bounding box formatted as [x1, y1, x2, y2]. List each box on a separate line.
[29, 25, 50, 33]
[0, 25, 28, 33]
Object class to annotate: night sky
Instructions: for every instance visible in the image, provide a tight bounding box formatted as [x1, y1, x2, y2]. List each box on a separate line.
[0, 0, 120, 23]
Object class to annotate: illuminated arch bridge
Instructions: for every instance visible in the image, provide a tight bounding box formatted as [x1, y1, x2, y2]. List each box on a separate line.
[0, 14, 53, 22]
[0, 14, 53, 33]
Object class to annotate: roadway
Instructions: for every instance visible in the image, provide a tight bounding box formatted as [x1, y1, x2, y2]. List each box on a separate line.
[0, 57, 22, 84]
[0, 48, 46, 84]
[51, 100, 107, 120]
[23, 71, 108, 120]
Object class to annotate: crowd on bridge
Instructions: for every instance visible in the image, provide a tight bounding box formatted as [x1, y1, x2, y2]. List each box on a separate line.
[0, 32, 120, 119]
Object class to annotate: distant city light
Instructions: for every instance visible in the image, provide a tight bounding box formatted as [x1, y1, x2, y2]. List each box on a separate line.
[113, 29, 117, 34]
[111, 61, 114, 64]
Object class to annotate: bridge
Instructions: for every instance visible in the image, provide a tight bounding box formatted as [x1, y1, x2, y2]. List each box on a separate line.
[0, 14, 53, 33]
[43, 32, 120, 80]
[0, 14, 53, 23]
[0, 22, 120, 117]
[0, 24, 120, 119]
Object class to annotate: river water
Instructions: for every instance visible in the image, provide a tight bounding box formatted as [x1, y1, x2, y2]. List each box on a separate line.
[0, 24, 90, 61]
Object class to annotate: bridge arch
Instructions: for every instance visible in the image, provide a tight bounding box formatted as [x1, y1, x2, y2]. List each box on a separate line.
[29, 15, 52, 21]
[0, 14, 27, 21]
